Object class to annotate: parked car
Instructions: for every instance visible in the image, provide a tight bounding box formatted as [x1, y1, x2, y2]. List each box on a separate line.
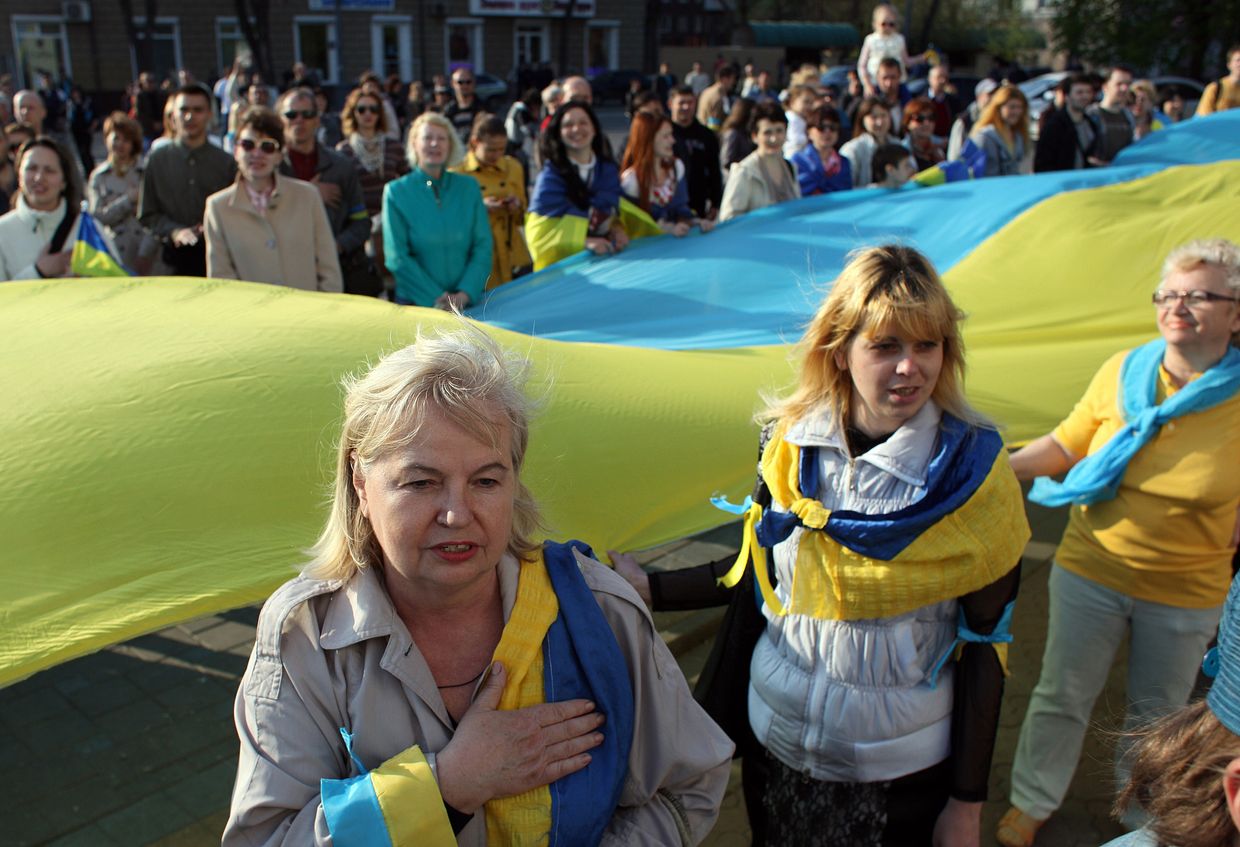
[819, 64, 855, 91]
[475, 72, 509, 110]
[588, 69, 647, 105]
[1149, 75, 1203, 116]
[1020, 70, 1071, 132]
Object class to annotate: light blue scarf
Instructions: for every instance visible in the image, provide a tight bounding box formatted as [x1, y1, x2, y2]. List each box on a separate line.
[1030, 338, 1240, 507]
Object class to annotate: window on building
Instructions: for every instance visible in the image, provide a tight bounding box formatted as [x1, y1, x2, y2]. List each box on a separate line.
[371, 17, 413, 82]
[514, 23, 549, 69]
[129, 18, 183, 82]
[445, 19, 483, 74]
[12, 17, 71, 88]
[585, 22, 619, 76]
[294, 18, 339, 84]
[216, 18, 248, 76]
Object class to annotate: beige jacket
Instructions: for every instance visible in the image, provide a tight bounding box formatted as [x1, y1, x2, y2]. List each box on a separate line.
[204, 174, 343, 292]
[718, 150, 802, 221]
[223, 551, 733, 846]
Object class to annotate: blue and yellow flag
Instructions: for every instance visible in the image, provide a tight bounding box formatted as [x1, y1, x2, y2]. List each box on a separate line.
[911, 137, 987, 187]
[70, 210, 129, 277]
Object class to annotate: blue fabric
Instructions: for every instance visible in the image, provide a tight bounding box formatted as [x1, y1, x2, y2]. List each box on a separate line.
[528, 159, 622, 220]
[926, 601, 1015, 688]
[1113, 109, 1240, 167]
[473, 158, 1170, 350]
[790, 144, 853, 196]
[1208, 572, 1240, 736]
[541, 540, 635, 847]
[756, 415, 1005, 560]
[1030, 339, 1240, 507]
[320, 728, 395, 847]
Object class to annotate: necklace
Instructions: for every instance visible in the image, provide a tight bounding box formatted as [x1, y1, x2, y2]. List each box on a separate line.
[436, 664, 489, 689]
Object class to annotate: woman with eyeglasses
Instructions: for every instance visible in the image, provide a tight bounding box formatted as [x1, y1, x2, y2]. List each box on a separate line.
[789, 105, 852, 196]
[204, 106, 342, 291]
[969, 85, 1030, 178]
[336, 87, 409, 285]
[997, 239, 1240, 847]
[900, 96, 945, 172]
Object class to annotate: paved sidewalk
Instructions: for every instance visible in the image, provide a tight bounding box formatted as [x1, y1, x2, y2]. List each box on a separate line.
[5, 502, 1130, 846]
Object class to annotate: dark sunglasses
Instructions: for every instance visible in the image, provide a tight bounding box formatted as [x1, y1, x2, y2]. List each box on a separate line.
[282, 109, 318, 121]
[238, 137, 280, 154]
[355, 104, 380, 115]
[908, 113, 933, 123]
[454, 78, 475, 85]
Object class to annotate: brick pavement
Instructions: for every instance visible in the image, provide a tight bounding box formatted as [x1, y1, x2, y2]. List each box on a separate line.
[4, 504, 1133, 846]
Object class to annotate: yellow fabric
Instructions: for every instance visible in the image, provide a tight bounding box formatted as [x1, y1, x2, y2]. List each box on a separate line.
[369, 745, 457, 846]
[3, 161, 1240, 683]
[617, 197, 664, 240]
[736, 420, 1029, 621]
[1196, 78, 1240, 116]
[1052, 350, 1240, 608]
[524, 211, 589, 271]
[452, 152, 532, 287]
[484, 553, 559, 846]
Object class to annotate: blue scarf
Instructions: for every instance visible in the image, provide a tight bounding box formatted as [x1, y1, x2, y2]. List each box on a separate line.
[1030, 339, 1240, 507]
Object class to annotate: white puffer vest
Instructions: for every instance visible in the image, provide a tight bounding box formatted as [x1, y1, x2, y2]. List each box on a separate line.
[748, 401, 959, 783]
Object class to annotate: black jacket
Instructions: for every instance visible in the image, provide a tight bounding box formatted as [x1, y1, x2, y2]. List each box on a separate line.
[672, 120, 723, 218]
[1034, 107, 1096, 173]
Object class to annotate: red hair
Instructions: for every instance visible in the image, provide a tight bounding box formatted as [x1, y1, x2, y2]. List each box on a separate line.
[620, 112, 672, 213]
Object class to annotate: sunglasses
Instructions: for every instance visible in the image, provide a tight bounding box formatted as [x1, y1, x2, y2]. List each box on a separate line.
[454, 78, 475, 85]
[282, 109, 318, 121]
[238, 137, 280, 154]
[355, 104, 380, 115]
[908, 113, 934, 123]
[880, 20, 897, 27]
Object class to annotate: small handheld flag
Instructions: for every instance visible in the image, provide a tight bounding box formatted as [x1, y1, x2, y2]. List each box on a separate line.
[71, 210, 131, 277]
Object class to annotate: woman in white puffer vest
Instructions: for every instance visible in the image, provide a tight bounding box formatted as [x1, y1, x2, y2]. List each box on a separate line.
[614, 244, 1030, 845]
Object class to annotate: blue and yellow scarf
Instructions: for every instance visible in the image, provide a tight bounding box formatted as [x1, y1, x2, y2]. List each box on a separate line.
[720, 414, 1029, 622]
[321, 541, 634, 846]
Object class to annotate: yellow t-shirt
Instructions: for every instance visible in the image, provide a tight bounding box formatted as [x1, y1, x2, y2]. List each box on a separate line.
[1196, 78, 1240, 116]
[1052, 349, 1240, 608]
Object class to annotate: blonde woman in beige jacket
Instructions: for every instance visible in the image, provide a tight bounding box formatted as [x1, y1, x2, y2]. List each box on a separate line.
[205, 106, 342, 292]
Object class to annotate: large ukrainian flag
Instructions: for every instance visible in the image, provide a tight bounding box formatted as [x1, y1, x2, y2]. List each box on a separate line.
[1, 112, 1238, 685]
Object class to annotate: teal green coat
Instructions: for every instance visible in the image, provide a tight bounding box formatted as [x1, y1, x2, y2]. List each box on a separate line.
[382, 167, 492, 306]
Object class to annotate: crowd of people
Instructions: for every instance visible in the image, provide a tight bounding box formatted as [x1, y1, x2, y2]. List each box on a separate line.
[3, 10, 1240, 847]
[1, 17, 1237, 293]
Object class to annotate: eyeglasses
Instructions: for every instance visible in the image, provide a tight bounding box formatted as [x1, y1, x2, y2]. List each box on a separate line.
[1152, 289, 1239, 307]
[908, 114, 933, 123]
[880, 20, 897, 28]
[238, 137, 280, 154]
[454, 78, 475, 86]
[282, 109, 318, 121]
[354, 104, 380, 115]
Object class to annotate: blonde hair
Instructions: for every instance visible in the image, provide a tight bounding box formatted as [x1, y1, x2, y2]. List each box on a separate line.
[406, 111, 465, 170]
[765, 244, 988, 430]
[302, 325, 544, 581]
[1161, 237, 1240, 346]
[972, 84, 1030, 150]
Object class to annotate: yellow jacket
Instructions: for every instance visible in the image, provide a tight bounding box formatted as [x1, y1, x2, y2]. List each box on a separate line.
[451, 152, 532, 287]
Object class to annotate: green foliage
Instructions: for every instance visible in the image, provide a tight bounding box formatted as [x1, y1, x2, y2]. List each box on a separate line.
[1049, 0, 1240, 77]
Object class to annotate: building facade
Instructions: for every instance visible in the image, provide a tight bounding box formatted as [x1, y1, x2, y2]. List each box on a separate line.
[4, 0, 644, 97]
